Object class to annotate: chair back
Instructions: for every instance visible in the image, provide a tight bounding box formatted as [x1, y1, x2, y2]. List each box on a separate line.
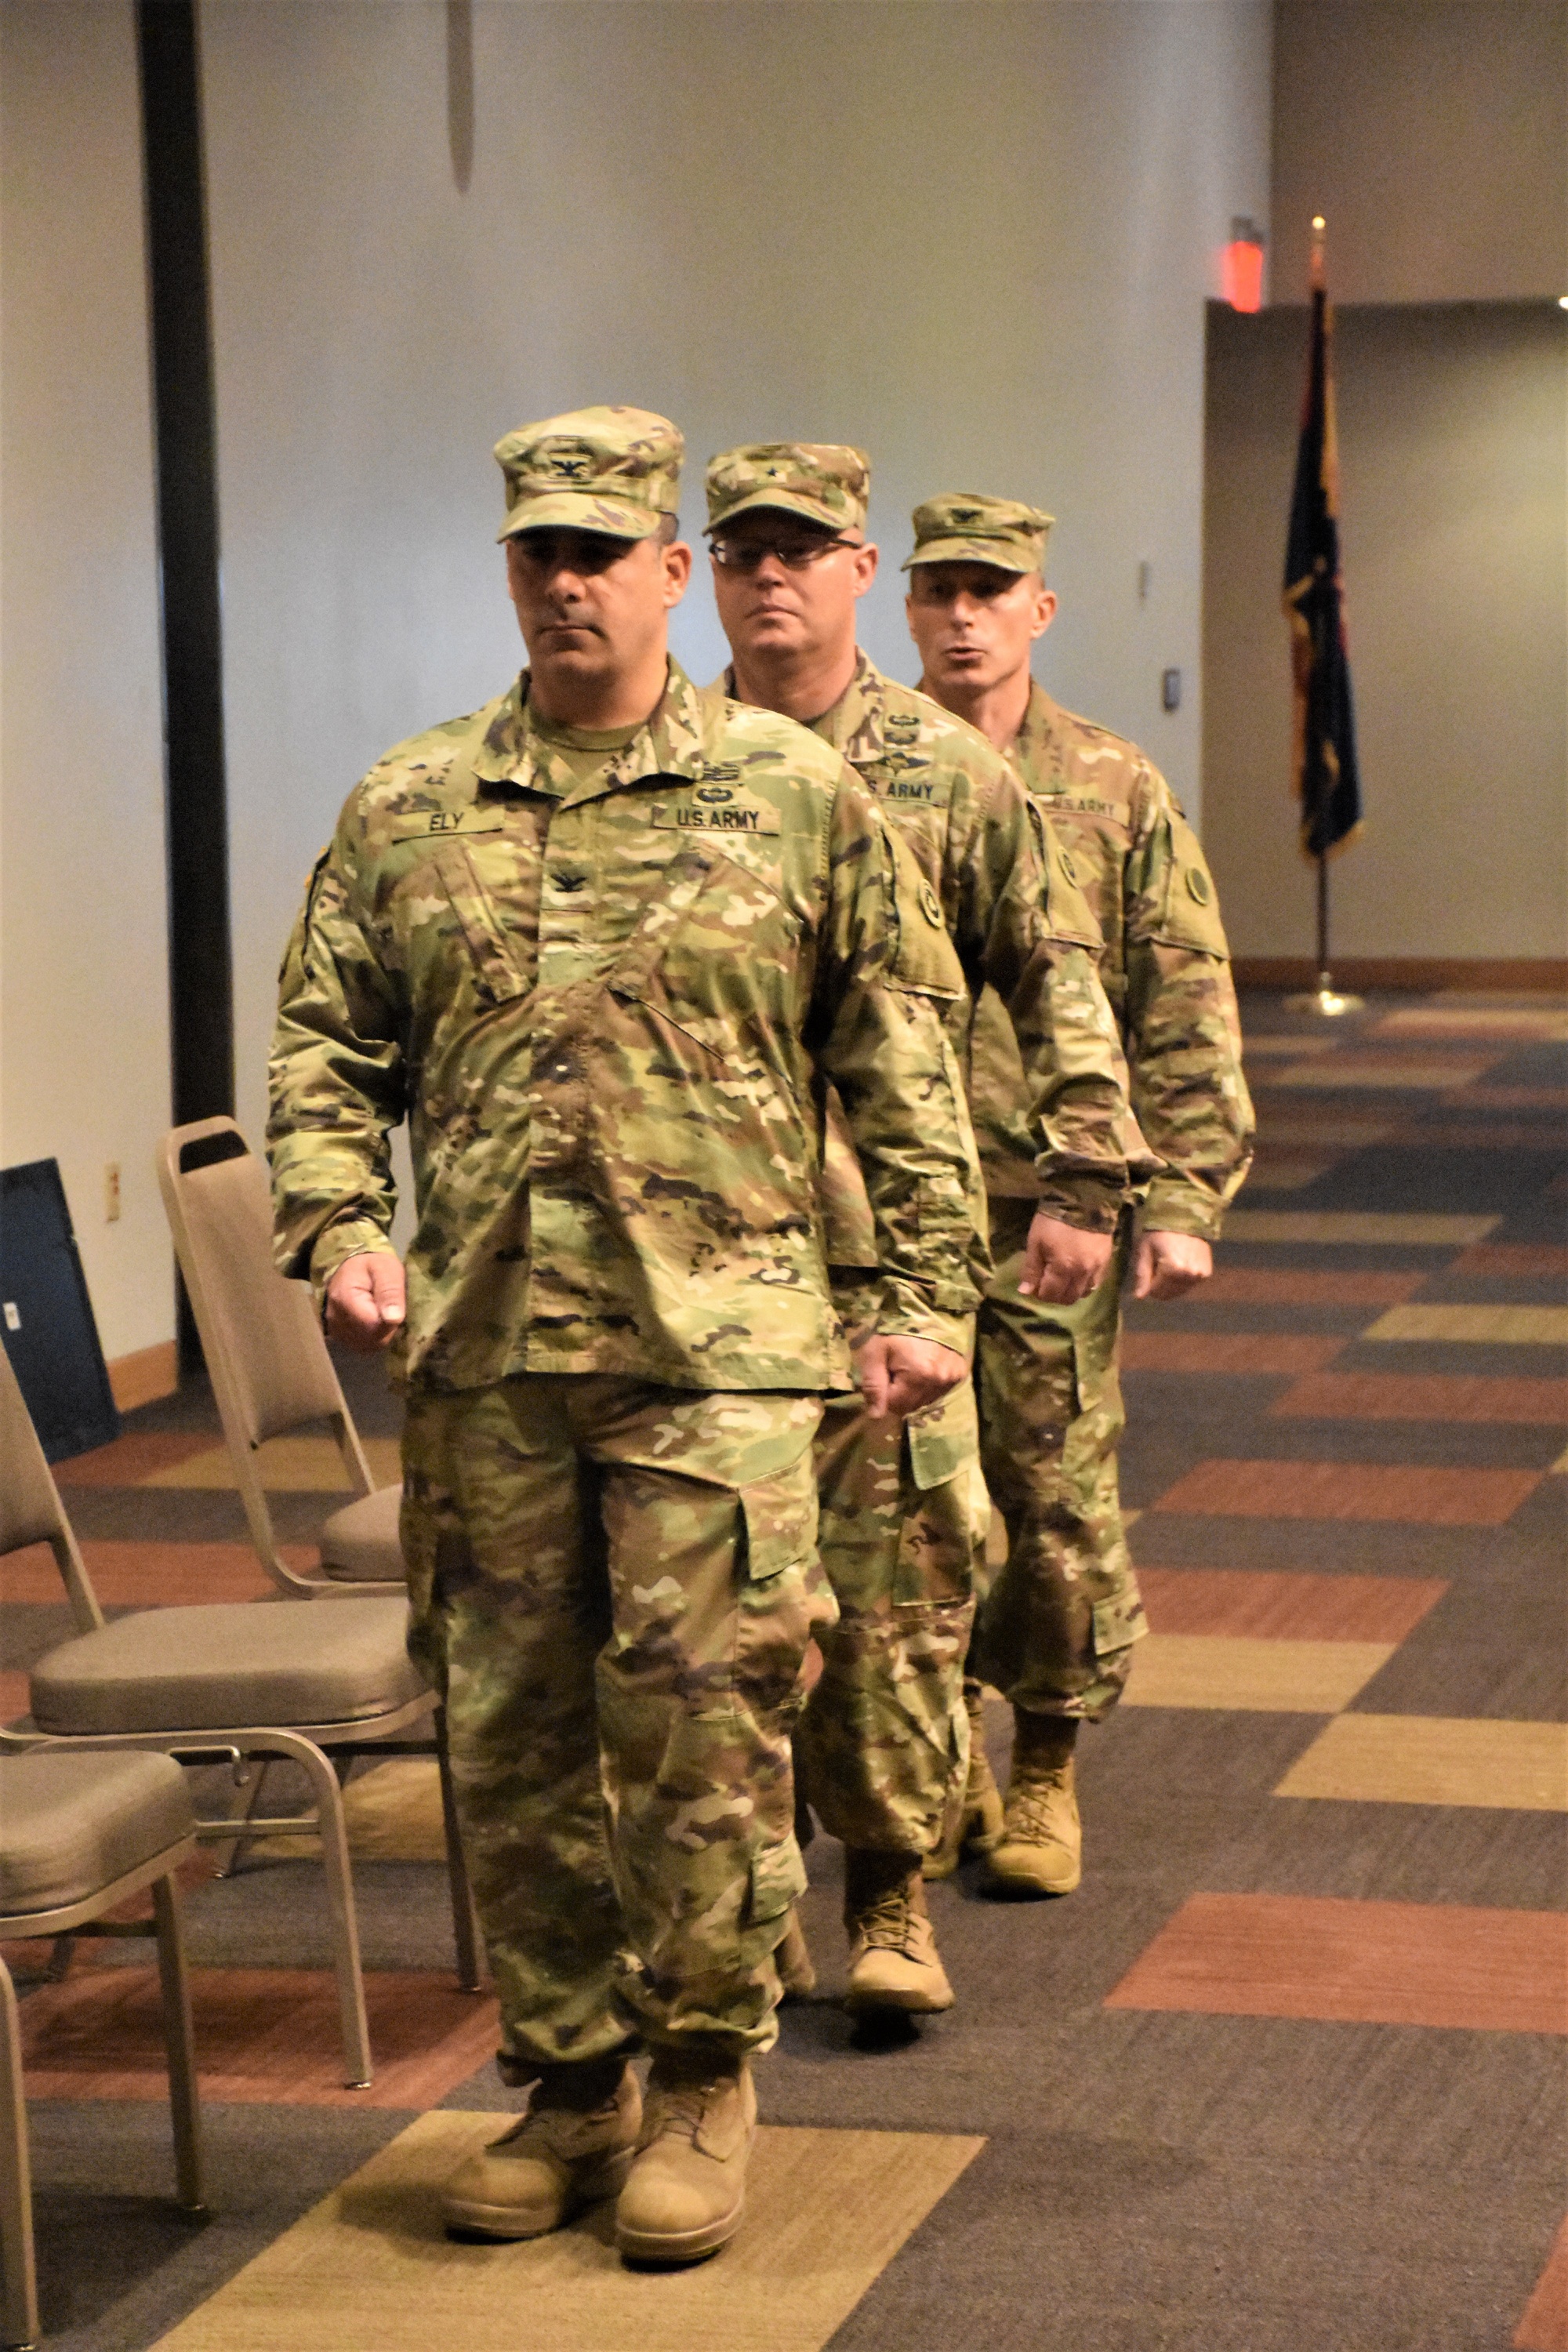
[157, 1120, 376, 1594]
[0, 1348, 104, 1635]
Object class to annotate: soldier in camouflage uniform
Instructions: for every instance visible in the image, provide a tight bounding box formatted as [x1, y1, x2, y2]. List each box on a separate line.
[267, 407, 994, 2267]
[702, 445, 1137, 2011]
[905, 492, 1254, 1894]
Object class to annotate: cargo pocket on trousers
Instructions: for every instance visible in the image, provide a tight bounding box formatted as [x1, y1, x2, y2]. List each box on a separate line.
[739, 1453, 819, 1583]
[747, 1831, 808, 1928]
[1092, 1591, 1148, 1657]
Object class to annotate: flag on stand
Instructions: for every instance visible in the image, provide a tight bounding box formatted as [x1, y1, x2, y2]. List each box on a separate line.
[1283, 254, 1362, 858]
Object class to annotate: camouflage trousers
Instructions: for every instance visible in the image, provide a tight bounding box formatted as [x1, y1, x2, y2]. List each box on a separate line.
[971, 1199, 1147, 1719]
[401, 1375, 833, 2073]
[795, 1294, 988, 1857]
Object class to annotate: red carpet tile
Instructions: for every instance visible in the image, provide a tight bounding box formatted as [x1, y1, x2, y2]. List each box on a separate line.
[1452, 1243, 1568, 1281]
[2, 1539, 280, 1606]
[53, 1431, 218, 1486]
[1120, 1333, 1345, 1376]
[1200, 1269, 1426, 1308]
[1270, 1372, 1568, 1425]
[1152, 1458, 1543, 1525]
[1515, 2212, 1568, 2352]
[1105, 1893, 1568, 2034]
[19, 1964, 501, 2109]
[1136, 1567, 1448, 1643]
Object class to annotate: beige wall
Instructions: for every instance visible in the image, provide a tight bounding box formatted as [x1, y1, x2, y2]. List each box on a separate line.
[198, 0, 1272, 1151]
[1203, 299, 1568, 964]
[0, 0, 175, 1360]
[1272, 2, 1568, 306]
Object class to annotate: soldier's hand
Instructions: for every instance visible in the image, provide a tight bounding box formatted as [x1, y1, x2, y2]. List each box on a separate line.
[1133, 1230, 1213, 1300]
[1018, 1214, 1113, 1305]
[325, 1250, 407, 1352]
[854, 1334, 967, 1421]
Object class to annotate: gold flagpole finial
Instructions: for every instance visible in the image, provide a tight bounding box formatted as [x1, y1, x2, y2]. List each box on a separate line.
[1310, 215, 1327, 291]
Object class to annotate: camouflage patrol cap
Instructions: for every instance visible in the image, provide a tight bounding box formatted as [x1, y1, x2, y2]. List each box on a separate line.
[902, 492, 1054, 575]
[493, 405, 684, 542]
[705, 443, 871, 537]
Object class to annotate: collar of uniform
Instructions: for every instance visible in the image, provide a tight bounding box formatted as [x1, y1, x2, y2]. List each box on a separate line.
[808, 647, 886, 764]
[471, 660, 710, 802]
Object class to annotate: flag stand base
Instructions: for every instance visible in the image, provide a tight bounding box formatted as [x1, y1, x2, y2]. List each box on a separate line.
[1283, 971, 1365, 1017]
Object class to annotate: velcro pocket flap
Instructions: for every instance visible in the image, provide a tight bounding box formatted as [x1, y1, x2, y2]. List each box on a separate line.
[906, 1381, 978, 1492]
[434, 841, 530, 1003]
[1147, 817, 1232, 956]
[1092, 1591, 1149, 1658]
[749, 1834, 808, 1926]
[739, 1454, 818, 1581]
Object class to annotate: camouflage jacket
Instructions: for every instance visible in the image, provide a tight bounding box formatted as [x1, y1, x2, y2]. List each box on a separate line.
[268, 662, 989, 1393]
[971, 681, 1253, 1236]
[712, 655, 1133, 1264]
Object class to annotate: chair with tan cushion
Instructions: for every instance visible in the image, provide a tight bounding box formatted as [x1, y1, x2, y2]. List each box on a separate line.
[156, 1119, 402, 1595]
[0, 1348, 479, 2090]
[1, 1748, 204, 2350]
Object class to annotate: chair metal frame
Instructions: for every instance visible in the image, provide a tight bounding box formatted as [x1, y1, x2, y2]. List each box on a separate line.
[0, 1355, 483, 2093]
[156, 1117, 399, 1598]
[1, 1820, 203, 2351]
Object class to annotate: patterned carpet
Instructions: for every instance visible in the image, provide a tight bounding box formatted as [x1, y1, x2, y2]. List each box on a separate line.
[2, 987, 1564, 2351]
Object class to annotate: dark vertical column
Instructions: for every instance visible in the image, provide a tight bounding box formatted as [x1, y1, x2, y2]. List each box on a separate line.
[136, 0, 232, 1373]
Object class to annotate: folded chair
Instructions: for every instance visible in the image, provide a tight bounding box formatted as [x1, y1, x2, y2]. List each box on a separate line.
[1, 1748, 204, 2350]
[156, 1118, 402, 1595]
[0, 1349, 480, 2089]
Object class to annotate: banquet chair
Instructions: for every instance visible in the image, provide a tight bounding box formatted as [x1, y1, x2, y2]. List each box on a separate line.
[156, 1118, 402, 1595]
[0, 1348, 475, 2089]
[1, 1748, 204, 2350]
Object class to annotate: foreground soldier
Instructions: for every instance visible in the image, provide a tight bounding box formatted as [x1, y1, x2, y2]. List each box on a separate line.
[703, 443, 1136, 2012]
[267, 407, 990, 2265]
[906, 492, 1254, 1893]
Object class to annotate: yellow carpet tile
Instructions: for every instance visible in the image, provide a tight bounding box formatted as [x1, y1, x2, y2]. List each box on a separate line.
[1264, 1059, 1497, 1091]
[1122, 1635, 1392, 1714]
[1222, 1212, 1499, 1247]
[250, 1759, 449, 1864]
[145, 1436, 404, 1490]
[1238, 1155, 1342, 1192]
[1362, 1305, 1568, 1347]
[1276, 1715, 1568, 1810]
[1370, 1007, 1568, 1039]
[150, 2115, 984, 2352]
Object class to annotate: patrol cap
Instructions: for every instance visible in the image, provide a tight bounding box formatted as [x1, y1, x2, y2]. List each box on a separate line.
[902, 492, 1054, 575]
[705, 443, 871, 537]
[493, 405, 684, 543]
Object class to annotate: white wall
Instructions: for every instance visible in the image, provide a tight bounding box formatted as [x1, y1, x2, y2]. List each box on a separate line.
[0, 0, 175, 1361]
[1202, 299, 1568, 963]
[198, 0, 1272, 1151]
[1272, 1, 1568, 306]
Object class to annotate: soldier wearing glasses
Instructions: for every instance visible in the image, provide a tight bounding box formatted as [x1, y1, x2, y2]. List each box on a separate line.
[702, 444, 1137, 2016]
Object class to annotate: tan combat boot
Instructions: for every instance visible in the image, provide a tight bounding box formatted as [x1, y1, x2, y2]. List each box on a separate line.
[924, 1680, 1006, 1881]
[775, 1904, 817, 1999]
[985, 1713, 1082, 1896]
[843, 1847, 955, 2013]
[442, 2056, 641, 2240]
[615, 2049, 756, 2265]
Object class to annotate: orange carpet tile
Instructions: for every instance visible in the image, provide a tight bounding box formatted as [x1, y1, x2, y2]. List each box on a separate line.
[1105, 1893, 1568, 2034]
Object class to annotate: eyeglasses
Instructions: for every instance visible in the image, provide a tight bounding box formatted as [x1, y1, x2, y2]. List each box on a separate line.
[710, 535, 858, 573]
